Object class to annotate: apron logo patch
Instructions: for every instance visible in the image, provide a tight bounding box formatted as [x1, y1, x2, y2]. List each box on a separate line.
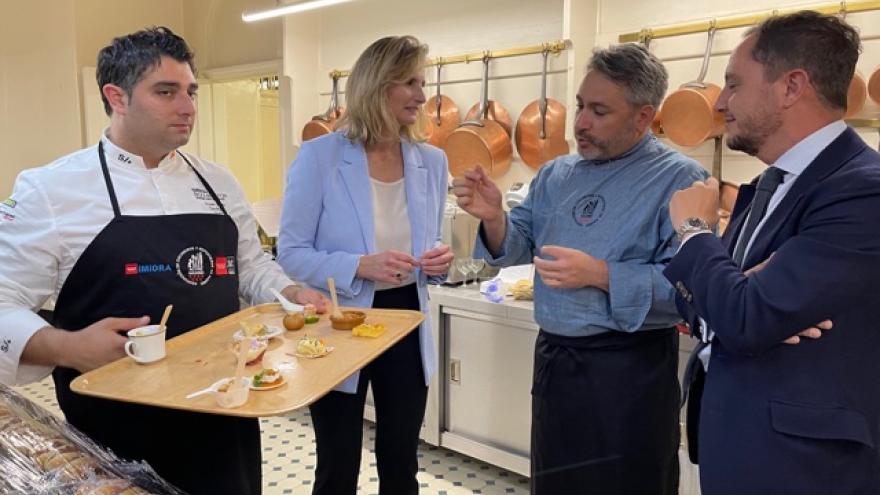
[176, 246, 214, 286]
[125, 262, 173, 276]
[215, 256, 236, 276]
[2, 198, 16, 208]
[571, 194, 605, 227]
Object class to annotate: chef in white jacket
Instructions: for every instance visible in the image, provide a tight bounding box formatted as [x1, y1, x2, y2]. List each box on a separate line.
[0, 26, 327, 494]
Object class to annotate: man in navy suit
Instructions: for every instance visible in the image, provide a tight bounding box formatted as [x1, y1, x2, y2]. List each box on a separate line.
[665, 11, 880, 495]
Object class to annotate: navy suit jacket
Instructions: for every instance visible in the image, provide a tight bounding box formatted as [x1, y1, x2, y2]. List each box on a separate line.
[665, 128, 880, 495]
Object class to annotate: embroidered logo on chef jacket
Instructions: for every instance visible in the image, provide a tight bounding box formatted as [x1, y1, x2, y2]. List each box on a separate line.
[0, 198, 16, 222]
[124, 263, 174, 276]
[191, 188, 229, 212]
[1, 339, 10, 353]
[175, 246, 215, 286]
[572, 194, 605, 226]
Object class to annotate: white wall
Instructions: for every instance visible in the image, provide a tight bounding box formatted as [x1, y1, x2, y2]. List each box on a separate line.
[0, 3, 82, 197]
[283, 0, 568, 194]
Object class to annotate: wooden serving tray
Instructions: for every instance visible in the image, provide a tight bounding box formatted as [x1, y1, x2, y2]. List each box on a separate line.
[70, 304, 424, 417]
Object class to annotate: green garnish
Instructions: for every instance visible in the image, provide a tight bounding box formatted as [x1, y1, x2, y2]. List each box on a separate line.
[305, 315, 320, 324]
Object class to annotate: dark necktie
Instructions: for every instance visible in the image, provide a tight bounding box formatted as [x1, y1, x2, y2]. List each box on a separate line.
[732, 166, 787, 266]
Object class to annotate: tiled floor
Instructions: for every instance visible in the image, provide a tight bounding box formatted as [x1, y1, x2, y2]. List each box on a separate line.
[14, 378, 529, 495]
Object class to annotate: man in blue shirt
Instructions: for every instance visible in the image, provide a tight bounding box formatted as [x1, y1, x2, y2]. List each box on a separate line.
[453, 44, 707, 494]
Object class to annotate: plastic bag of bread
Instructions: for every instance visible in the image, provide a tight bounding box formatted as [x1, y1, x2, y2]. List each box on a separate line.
[0, 383, 185, 494]
[509, 279, 534, 300]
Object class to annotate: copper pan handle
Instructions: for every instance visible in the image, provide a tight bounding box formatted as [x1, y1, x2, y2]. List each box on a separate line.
[685, 26, 716, 88]
[460, 55, 492, 127]
[324, 74, 340, 119]
[538, 48, 550, 139]
[434, 62, 443, 125]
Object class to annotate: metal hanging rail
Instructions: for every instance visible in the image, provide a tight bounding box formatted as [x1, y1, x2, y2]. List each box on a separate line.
[328, 39, 573, 80]
[619, 0, 880, 43]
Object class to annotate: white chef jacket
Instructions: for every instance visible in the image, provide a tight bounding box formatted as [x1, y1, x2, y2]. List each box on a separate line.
[0, 134, 294, 385]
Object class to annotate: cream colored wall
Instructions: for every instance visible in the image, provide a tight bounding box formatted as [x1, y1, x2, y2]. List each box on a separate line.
[185, 0, 282, 70]
[74, 0, 185, 70]
[0, 3, 82, 198]
[595, 0, 880, 184]
[283, 0, 567, 195]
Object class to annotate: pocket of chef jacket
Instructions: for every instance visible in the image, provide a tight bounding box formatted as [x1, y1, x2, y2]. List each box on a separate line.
[769, 399, 875, 448]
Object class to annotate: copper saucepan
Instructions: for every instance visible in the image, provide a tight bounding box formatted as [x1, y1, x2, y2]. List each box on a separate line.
[515, 48, 569, 170]
[444, 56, 512, 178]
[869, 66, 880, 105]
[660, 28, 724, 147]
[424, 61, 461, 147]
[846, 70, 867, 118]
[302, 73, 344, 142]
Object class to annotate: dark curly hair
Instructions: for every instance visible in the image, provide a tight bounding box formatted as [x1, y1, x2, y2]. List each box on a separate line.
[96, 26, 195, 116]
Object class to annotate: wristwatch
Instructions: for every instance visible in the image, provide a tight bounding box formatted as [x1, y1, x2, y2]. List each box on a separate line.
[676, 217, 711, 241]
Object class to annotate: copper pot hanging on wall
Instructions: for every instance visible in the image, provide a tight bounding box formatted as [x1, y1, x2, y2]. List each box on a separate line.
[514, 48, 569, 169]
[869, 66, 880, 105]
[424, 61, 461, 147]
[302, 73, 344, 142]
[846, 70, 867, 118]
[660, 28, 725, 147]
[444, 56, 512, 178]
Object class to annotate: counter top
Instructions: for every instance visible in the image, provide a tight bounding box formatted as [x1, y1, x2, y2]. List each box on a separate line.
[429, 284, 535, 326]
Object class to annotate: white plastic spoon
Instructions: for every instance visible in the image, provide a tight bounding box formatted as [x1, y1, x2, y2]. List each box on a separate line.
[185, 385, 216, 400]
[270, 287, 305, 313]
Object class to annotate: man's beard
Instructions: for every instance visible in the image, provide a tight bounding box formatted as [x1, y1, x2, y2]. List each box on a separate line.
[725, 108, 782, 157]
[577, 122, 638, 161]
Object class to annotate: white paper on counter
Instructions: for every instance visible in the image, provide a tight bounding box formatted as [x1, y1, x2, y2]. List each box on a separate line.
[496, 264, 534, 284]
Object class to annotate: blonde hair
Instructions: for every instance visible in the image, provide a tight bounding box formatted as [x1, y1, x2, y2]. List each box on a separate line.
[338, 35, 428, 146]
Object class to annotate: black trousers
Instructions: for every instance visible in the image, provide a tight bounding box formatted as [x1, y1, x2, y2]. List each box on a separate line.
[309, 284, 427, 495]
[530, 328, 680, 495]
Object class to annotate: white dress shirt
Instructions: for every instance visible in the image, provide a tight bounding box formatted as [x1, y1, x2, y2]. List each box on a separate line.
[0, 134, 295, 385]
[692, 120, 847, 369]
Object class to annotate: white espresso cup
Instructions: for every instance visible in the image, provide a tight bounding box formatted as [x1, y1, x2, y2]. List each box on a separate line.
[124, 325, 166, 364]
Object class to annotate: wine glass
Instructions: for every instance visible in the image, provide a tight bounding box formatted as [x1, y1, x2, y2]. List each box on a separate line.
[456, 258, 472, 286]
[469, 258, 486, 286]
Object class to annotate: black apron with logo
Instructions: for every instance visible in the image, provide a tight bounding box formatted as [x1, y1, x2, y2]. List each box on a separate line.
[51, 142, 260, 495]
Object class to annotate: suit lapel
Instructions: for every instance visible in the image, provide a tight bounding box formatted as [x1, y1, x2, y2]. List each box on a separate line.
[402, 141, 428, 257]
[742, 127, 865, 267]
[339, 139, 375, 253]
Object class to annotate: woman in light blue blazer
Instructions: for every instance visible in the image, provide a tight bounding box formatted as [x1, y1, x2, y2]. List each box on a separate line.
[277, 35, 453, 495]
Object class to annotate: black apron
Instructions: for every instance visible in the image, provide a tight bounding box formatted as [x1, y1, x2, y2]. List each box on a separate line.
[51, 142, 261, 495]
[530, 328, 680, 495]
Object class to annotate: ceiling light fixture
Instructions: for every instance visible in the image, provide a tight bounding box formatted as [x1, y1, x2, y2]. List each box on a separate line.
[242, 0, 353, 22]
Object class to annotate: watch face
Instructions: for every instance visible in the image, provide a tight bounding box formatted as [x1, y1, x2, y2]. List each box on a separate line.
[686, 218, 705, 228]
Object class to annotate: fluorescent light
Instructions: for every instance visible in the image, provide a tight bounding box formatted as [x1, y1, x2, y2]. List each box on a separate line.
[242, 0, 353, 22]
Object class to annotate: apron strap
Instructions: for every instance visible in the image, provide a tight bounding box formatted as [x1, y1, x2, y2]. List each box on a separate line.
[97, 141, 122, 218]
[178, 151, 231, 217]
